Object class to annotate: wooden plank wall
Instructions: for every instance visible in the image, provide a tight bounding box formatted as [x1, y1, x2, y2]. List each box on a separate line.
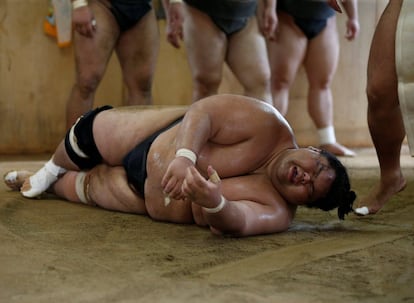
[0, 0, 387, 154]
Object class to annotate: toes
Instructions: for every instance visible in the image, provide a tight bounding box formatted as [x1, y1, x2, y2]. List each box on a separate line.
[4, 171, 20, 190]
[4, 170, 34, 191]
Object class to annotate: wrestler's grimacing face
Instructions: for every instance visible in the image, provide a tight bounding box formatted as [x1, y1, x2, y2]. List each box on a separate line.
[275, 148, 336, 205]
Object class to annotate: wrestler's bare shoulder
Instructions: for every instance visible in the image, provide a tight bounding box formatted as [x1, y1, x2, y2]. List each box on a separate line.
[112, 105, 188, 113]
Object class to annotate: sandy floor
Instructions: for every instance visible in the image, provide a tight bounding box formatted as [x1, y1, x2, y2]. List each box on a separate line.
[0, 148, 413, 303]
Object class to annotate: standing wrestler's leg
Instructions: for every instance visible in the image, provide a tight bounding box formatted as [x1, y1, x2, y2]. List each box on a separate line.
[304, 16, 355, 157]
[182, 5, 226, 102]
[355, 0, 406, 215]
[227, 16, 272, 104]
[66, 1, 119, 129]
[116, 9, 159, 106]
[267, 12, 307, 115]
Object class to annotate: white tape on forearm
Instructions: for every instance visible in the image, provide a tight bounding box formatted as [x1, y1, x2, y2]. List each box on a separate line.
[170, 0, 183, 3]
[203, 195, 226, 214]
[175, 148, 197, 164]
[72, 0, 88, 10]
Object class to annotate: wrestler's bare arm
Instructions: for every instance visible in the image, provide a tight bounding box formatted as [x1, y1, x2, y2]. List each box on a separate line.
[206, 198, 294, 236]
[182, 166, 294, 236]
[175, 94, 292, 161]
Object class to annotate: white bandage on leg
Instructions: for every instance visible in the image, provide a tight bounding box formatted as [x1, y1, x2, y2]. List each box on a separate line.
[318, 126, 336, 145]
[21, 159, 67, 198]
[75, 172, 89, 204]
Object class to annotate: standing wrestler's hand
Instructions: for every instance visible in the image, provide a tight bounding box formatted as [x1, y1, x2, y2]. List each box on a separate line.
[72, 6, 97, 38]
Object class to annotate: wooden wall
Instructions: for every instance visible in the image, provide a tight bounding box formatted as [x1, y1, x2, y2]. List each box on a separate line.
[0, 0, 387, 154]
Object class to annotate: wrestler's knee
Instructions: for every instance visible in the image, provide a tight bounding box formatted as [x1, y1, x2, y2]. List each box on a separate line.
[64, 106, 110, 170]
[77, 71, 102, 97]
[366, 80, 398, 110]
[193, 72, 221, 95]
[123, 72, 153, 104]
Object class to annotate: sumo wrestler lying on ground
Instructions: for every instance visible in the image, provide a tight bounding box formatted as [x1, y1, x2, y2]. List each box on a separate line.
[4, 94, 356, 237]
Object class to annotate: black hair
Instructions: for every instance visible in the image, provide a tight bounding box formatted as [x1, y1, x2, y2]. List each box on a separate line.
[306, 149, 356, 220]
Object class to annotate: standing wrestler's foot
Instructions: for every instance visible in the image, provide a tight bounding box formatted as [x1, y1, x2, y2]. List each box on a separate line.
[354, 172, 406, 215]
[4, 170, 33, 191]
[320, 142, 356, 157]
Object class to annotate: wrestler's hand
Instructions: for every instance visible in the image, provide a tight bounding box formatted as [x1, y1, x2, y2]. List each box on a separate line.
[181, 165, 222, 209]
[345, 18, 360, 41]
[256, 0, 278, 41]
[161, 157, 194, 200]
[165, 1, 184, 48]
[72, 6, 97, 38]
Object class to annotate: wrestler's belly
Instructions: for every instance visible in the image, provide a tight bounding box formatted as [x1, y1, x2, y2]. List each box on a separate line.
[144, 135, 196, 224]
[144, 186, 196, 224]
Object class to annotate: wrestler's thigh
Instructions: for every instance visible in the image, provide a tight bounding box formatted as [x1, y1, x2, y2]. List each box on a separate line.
[366, 0, 402, 98]
[182, 4, 226, 78]
[87, 165, 147, 214]
[116, 9, 160, 77]
[73, 1, 119, 75]
[266, 12, 307, 82]
[304, 16, 339, 84]
[227, 17, 270, 86]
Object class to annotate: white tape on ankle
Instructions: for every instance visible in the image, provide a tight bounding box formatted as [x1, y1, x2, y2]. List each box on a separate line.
[22, 167, 57, 198]
[21, 160, 67, 198]
[45, 159, 67, 176]
[318, 126, 336, 145]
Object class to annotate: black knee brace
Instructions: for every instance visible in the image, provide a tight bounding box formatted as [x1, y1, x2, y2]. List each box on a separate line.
[64, 105, 113, 170]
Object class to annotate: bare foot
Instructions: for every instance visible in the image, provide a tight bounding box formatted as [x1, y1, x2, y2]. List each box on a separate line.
[354, 174, 407, 215]
[320, 143, 356, 157]
[4, 170, 33, 191]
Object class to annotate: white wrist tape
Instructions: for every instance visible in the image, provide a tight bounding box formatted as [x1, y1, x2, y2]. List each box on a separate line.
[170, 0, 183, 3]
[203, 195, 226, 214]
[175, 148, 197, 164]
[318, 126, 336, 145]
[72, 0, 88, 10]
